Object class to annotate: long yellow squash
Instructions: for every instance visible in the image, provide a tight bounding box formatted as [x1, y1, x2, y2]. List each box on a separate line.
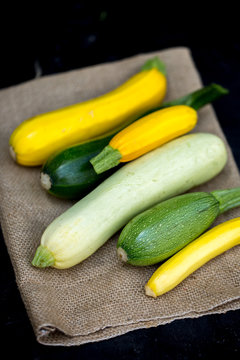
[90, 105, 197, 174]
[9, 59, 166, 166]
[145, 217, 240, 298]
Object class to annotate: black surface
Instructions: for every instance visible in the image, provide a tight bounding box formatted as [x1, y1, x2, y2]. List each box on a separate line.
[0, 2, 239, 359]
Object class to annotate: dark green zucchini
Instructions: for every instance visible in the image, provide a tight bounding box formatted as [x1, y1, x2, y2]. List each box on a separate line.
[117, 187, 240, 266]
[41, 135, 114, 199]
[41, 84, 228, 200]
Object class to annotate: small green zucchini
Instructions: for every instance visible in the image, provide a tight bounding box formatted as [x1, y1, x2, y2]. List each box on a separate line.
[117, 187, 240, 266]
[41, 135, 114, 199]
[40, 84, 228, 200]
[32, 132, 227, 269]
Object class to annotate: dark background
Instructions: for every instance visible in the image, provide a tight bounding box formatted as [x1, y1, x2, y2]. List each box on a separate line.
[0, 2, 239, 359]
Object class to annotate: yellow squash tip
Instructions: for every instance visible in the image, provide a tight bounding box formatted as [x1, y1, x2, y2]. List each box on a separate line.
[145, 284, 157, 298]
[9, 145, 16, 162]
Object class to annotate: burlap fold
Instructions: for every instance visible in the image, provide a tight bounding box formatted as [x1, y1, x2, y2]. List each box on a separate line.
[0, 47, 239, 346]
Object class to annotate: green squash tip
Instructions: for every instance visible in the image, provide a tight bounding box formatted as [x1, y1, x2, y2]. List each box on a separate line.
[141, 57, 166, 76]
[32, 245, 55, 268]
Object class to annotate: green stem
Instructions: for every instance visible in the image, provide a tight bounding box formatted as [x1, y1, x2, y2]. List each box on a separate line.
[211, 187, 240, 214]
[90, 145, 122, 174]
[32, 245, 55, 268]
[141, 56, 166, 76]
[153, 83, 229, 112]
[90, 83, 228, 174]
[95, 83, 229, 143]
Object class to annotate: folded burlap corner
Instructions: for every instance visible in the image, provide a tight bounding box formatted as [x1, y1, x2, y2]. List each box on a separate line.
[0, 47, 239, 346]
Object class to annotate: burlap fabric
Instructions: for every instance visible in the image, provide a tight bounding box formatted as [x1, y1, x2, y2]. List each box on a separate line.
[0, 47, 239, 346]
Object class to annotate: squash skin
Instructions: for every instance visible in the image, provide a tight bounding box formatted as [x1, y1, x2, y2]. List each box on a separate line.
[41, 84, 229, 199]
[91, 105, 197, 174]
[9, 68, 167, 166]
[117, 192, 220, 266]
[41, 135, 114, 200]
[145, 217, 240, 297]
[32, 133, 227, 269]
[111, 105, 197, 162]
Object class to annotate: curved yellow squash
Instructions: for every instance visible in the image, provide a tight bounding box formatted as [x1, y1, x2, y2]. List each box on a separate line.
[9, 68, 166, 166]
[111, 105, 197, 161]
[145, 217, 240, 298]
[91, 105, 197, 174]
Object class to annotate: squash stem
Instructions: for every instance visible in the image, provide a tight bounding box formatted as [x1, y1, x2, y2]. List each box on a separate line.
[160, 83, 229, 111]
[75, 84, 228, 153]
[90, 145, 122, 174]
[141, 57, 166, 76]
[211, 187, 240, 214]
[135, 84, 228, 121]
[32, 245, 55, 268]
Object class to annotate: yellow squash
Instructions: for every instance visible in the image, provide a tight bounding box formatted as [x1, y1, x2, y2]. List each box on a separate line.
[90, 105, 197, 174]
[9, 62, 166, 166]
[145, 217, 240, 298]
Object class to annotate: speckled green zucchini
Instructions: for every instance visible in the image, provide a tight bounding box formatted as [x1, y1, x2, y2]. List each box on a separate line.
[117, 187, 240, 266]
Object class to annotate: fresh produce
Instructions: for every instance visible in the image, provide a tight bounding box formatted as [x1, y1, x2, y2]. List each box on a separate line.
[117, 187, 240, 266]
[41, 84, 228, 200]
[32, 132, 227, 269]
[145, 217, 240, 298]
[41, 135, 114, 199]
[9, 57, 167, 166]
[90, 85, 228, 174]
[158, 83, 228, 110]
[91, 105, 197, 173]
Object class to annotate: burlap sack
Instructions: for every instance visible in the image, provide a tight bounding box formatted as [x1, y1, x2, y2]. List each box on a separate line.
[0, 47, 239, 346]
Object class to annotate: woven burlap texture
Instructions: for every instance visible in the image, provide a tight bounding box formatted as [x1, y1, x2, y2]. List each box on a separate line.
[0, 47, 239, 346]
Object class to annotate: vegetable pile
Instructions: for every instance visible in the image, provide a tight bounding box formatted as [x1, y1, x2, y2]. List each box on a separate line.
[9, 56, 239, 298]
